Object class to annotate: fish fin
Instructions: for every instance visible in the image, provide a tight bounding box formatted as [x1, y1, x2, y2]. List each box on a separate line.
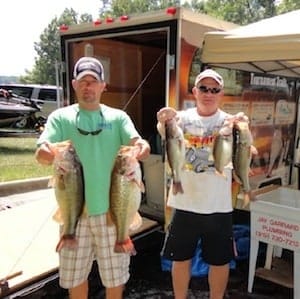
[133, 179, 145, 193]
[172, 181, 184, 195]
[48, 176, 55, 188]
[50, 174, 66, 190]
[55, 235, 78, 252]
[52, 208, 63, 224]
[140, 180, 145, 193]
[242, 192, 250, 208]
[215, 170, 227, 179]
[57, 175, 66, 190]
[129, 212, 143, 231]
[232, 171, 242, 185]
[178, 139, 184, 148]
[106, 211, 115, 226]
[114, 238, 136, 256]
[248, 168, 255, 176]
[166, 163, 172, 176]
[251, 145, 258, 155]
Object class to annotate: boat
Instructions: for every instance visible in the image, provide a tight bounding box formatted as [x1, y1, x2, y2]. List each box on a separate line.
[0, 92, 46, 130]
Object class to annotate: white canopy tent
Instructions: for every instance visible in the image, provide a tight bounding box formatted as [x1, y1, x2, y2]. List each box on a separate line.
[201, 10, 300, 78]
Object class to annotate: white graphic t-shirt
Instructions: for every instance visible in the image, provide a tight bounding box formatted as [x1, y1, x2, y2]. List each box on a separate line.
[167, 108, 233, 214]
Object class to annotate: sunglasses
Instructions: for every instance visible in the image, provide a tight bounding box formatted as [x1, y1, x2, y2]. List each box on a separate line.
[198, 85, 221, 94]
[76, 111, 103, 136]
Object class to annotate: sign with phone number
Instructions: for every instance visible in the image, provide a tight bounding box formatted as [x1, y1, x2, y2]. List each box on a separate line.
[251, 213, 300, 251]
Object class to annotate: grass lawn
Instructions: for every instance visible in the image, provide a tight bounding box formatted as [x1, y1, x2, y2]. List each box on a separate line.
[0, 137, 52, 182]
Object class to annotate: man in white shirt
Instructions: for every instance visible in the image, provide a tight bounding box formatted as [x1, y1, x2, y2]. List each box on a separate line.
[157, 69, 233, 299]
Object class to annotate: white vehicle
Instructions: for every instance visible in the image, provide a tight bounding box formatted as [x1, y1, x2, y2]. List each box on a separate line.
[0, 83, 63, 117]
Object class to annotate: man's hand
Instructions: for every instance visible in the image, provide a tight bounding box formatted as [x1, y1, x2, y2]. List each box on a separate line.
[131, 138, 150, 161]
[35, 142, 55, 165]
[156, 107, 178, 123]
[156, 107, 179, 139]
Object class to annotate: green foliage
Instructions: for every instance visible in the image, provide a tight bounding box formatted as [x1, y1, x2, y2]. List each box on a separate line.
[103, 0, 181, 16]
[197, 0, 277, 25]
[20, 8, 93, 85]
[277, 0, 300, 13]
[186, 0, 204, 11]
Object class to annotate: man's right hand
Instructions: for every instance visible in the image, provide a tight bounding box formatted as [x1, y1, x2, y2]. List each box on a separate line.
[156, 107, 178, 123]
[35, 142, 55, 165]
[156, 107, 179, 139]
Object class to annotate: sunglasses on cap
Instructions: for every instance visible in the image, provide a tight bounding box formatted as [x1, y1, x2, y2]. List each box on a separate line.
[198, 85, 221, 94]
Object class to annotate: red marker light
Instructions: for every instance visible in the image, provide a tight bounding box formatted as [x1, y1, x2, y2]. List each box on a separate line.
[59, 24, 69, 31]
[94, 19, 102, 26]
[106, 17, 114, 23]
[166, 7, 177, 15]
[120, 15, 129, 21]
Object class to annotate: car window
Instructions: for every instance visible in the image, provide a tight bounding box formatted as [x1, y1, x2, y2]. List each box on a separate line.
[38, 88, 57, 102]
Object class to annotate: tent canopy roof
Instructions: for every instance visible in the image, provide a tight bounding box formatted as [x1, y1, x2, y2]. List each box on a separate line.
[201, 10, 300, 78]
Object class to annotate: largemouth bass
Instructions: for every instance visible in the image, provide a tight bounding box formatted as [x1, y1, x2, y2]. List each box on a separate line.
[48, 140, 84, 252]
[213, 118, 233, 178]
[165, 118, 185, 195]
[232, 121, 252, 207]
[109, 145, 143, 255]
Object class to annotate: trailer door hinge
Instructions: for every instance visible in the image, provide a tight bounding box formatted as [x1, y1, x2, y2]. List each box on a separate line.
[168, 54, 175, 70]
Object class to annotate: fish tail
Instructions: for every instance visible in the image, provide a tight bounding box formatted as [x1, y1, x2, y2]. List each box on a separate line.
[55, 235, 78, 252]
[114, 238, 136, 256]
[172, 181, 184, 195]
[129, 212, 143, 231]
[232, 171, 242, 185]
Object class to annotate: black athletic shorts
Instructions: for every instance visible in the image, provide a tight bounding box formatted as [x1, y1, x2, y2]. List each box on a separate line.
[161, 209, 234, 266]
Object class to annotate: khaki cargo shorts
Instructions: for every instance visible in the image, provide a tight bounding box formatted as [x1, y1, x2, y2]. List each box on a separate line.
[58, 214, 130, 289]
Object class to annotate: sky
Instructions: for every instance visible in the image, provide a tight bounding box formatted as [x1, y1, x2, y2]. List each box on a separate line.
[1, 0, 101, 76]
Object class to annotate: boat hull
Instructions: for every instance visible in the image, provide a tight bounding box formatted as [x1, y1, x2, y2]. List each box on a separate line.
[0, 99, 39, 128]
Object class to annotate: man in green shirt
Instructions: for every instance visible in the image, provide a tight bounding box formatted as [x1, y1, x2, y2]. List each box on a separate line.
[35, 56, 150, 299]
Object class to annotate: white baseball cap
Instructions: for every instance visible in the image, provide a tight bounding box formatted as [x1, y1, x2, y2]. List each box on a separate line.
[195, 69, 224, 88]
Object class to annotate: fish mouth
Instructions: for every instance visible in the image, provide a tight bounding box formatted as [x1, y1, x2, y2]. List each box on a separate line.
[124, 170, 135, 179]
